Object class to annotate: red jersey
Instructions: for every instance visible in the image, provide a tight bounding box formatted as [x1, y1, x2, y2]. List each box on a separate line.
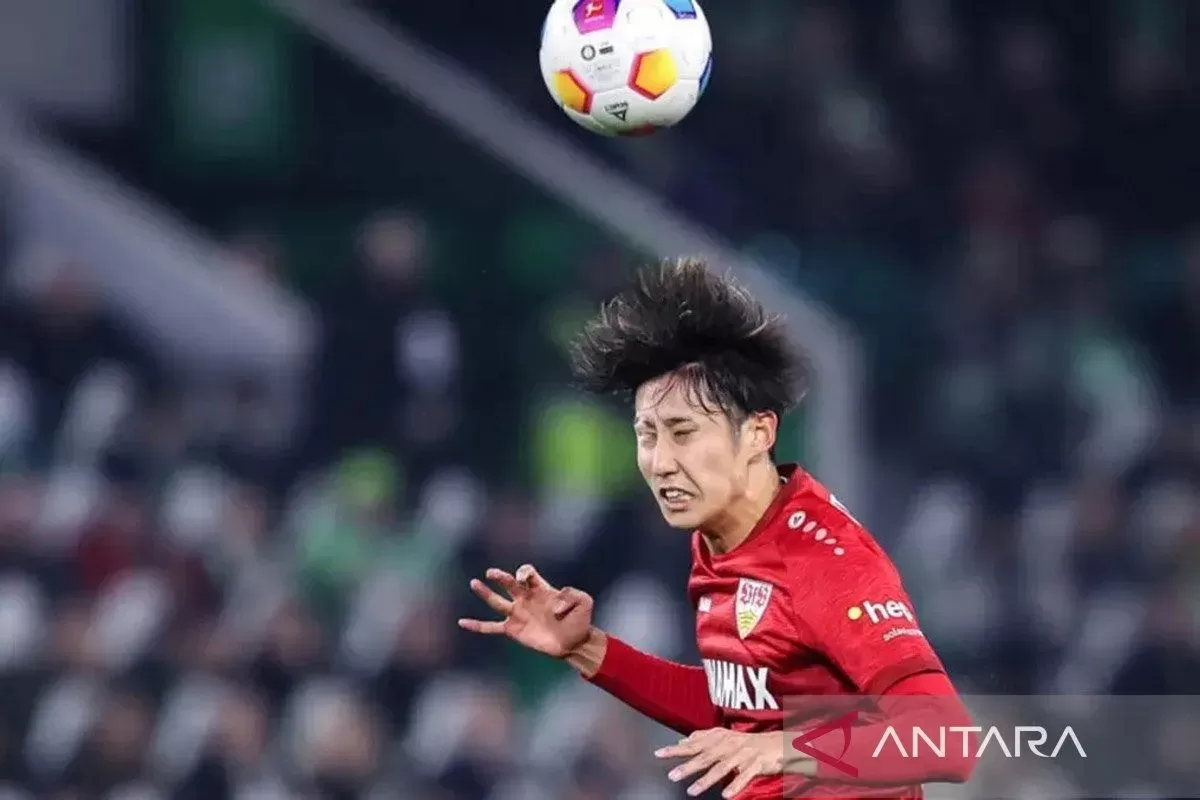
[688, 464, 944, 797]
[588, 464, 953, 799]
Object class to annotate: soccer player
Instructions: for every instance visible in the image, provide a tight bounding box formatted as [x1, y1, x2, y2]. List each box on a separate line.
[459, 259, 975, 798]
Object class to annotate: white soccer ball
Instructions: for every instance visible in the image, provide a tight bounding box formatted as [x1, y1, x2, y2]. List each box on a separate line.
[539, 0, 712, 137]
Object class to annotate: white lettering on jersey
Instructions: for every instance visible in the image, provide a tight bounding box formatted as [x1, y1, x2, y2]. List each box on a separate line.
[703, 659, 779, 711]
[848, 598, 916, 625]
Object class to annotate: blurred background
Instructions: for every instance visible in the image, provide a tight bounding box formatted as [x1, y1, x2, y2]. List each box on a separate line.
[0, 0, 1197, 798]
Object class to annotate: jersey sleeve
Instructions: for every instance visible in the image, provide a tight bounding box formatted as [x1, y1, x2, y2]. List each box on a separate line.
[585, 634, 720, 735]
[788, 523, 945, 695]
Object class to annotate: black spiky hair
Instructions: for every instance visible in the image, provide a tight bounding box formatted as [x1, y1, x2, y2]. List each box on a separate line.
[569, 257, 807, 420]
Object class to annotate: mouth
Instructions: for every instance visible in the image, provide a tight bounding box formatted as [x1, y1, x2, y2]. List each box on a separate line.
[657, 487, 695, 511]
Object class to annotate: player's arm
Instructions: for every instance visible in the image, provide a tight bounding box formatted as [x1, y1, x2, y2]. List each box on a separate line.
[787, 669, 976, 786]
[656, 670, 974, 797]
[572, 627, 721, 735]
[460, 564, 719, 736]
[788, 527, 977, 785]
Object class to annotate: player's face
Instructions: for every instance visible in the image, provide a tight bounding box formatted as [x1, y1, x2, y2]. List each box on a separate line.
[633, 374, 771, 530]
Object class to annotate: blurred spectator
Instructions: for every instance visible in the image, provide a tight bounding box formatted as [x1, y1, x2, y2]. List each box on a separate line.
[300, 209, 461, 482]
[247, 600, 323, 721]
[1, 259, 159, 463]
[176, 684, 285, 799]
[57, 683, 154, 796]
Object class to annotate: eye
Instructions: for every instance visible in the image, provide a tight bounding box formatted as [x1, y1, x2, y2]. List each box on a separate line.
[673, 429, 696, 443]
[636, 431, 657, 447]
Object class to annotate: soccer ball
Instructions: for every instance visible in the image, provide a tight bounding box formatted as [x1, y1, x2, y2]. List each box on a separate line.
[539, 0, 712, 137]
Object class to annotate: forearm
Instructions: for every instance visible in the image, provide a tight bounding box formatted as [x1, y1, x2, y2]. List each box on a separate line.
[572, 628, 720, 735]
[798, 672, 977, 785]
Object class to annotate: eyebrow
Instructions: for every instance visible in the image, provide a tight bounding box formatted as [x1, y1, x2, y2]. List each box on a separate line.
[634, 416, 695, 429]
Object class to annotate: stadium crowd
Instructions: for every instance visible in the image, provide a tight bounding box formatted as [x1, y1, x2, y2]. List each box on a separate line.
[0, 1, 1198, 798]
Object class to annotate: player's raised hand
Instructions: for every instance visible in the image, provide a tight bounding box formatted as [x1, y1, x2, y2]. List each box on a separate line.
[458, 564, 594, 658]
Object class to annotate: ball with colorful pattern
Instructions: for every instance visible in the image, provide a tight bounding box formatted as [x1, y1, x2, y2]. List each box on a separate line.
[539, 0, 712, 136]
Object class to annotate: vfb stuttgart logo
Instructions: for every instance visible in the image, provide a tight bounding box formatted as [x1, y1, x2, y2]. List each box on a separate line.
[735, 579, 772, 639]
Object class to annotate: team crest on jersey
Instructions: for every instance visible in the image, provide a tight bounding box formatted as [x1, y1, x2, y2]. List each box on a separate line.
[735, 578, 773, 639]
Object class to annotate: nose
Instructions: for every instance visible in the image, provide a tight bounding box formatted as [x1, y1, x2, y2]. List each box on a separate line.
[648, 440, 680, 478]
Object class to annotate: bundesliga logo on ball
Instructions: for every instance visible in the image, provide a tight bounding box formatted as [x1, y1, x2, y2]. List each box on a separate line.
[539, 0, 713, 136]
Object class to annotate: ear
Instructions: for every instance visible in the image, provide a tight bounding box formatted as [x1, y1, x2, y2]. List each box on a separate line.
[743, 411, 777, 458]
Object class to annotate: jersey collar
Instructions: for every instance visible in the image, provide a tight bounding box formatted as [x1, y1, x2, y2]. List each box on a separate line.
[702, 463, 808, 557]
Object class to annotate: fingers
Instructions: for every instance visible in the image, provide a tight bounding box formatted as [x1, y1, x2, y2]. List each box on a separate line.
[552, 586, 591, 618]
[654, 742, 697, 759]
[654, 729, 717, 760]
[456, 618, 505, 635]
[657, 729, 765, 798]
[667, 750, 719, 784]
[686, 755, 743, 798]
[469, 578, 513, 616]
[721, 756, 766, 798]
[515, 563, 553, 591]
[485, 567, 523, 597]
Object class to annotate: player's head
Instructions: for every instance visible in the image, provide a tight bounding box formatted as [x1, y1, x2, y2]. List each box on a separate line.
[570, 258, 806, 530]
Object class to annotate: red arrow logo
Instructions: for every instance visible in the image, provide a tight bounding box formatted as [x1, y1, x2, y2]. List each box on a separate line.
[791, 710, 860, 777]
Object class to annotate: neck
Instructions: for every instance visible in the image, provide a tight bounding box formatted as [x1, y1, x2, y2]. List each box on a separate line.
[700, 461, 782, 554]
